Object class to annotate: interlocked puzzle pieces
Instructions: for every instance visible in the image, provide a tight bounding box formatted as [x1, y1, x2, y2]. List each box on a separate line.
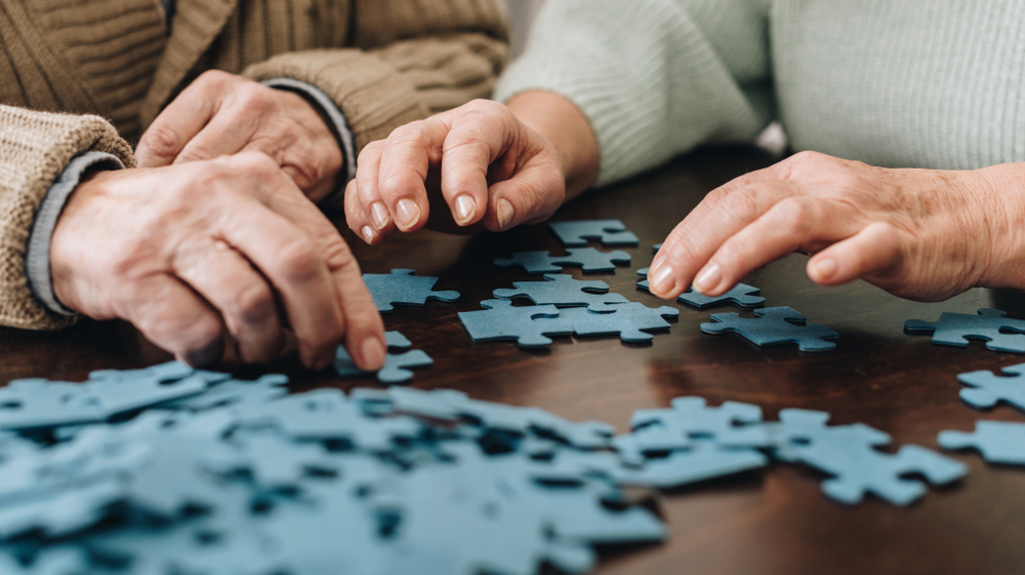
[939, 421, 1025, 465]
[956, 363, 1025, 411]
[904, 308, 1025, 353]
[459, 300, 574, 348]
[495, 248, 631, 274]
[700, 306, 839, 351]
[335, 331, 433, 384]
[636, 268, 765, 309]
[546, 303, 680, 343]
[494, 274, 630, 312]
[363, 268, 460, 313]
[549, 219, 639, 247]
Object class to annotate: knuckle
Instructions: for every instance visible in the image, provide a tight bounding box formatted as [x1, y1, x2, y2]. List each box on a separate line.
[275, 240, 321, 281]
[139, 126, 181, 158]
[231, 282, 276, 324]
[387, 122, 432, 149]
[321, 238, 358, 272]
[773, 197, 816, 234]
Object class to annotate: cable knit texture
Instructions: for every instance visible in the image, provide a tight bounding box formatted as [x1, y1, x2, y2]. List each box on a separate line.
[495, 0, 1025, 186]
[0, 0, 509, 330]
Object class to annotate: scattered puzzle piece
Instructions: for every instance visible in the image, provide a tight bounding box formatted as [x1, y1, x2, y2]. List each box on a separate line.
[956, 363, 1025, 411]
[335, 331, 434, 384]
[636, 268, 765, 308]
[549, 219, 639, 247]
[495, 248, 631, 274]
[700, 306, 838, 351]
[362, 269, 460, 313]
[939, 421, 1025, 465]
[494, 274, 630, 312]
[459, 300, 574, 348]
[905, 308, 1025, 353]
[541, 303, 678, 344]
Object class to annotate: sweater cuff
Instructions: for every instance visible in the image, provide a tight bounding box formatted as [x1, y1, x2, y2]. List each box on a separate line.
[261, 78, 356, 208]
[26, 152, 125, 316]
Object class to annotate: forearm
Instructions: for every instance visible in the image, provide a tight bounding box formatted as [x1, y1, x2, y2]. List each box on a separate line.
[506, 91, 600, 201]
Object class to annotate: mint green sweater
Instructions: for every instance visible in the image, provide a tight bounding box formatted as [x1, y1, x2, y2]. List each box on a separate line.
[495, 0, 1025, 186]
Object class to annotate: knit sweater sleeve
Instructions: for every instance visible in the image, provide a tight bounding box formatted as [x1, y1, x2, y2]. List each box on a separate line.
[0, 105, 135, 331]
[241, 0, 510, 152]
[494, 0, 774, 187]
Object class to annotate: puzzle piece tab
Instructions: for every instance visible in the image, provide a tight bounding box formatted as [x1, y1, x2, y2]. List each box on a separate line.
[939, 421, 1025, 465]
[362, 269, 459, 313]
[701, 306, 838, 351]
[636, 268, 765, 308]
[905, 308, 1025, 353]
[495, 248, 631, 274]
[459, 300, 574, 348]
[549, 219, 639, 247]
[545, 303, 679, 343]
[494, 274, 630, 312]
[335, 331, 433, 384]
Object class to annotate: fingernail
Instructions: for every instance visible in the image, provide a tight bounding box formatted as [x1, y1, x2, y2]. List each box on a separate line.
[370, 202, 390, 230]
[454, 195, 476, 225]
[361, 225, 375, 244]
[812, 257, 837, 281]
[650, 263, 676, 294]
[395, 199, 421, 229]
[693, 263, 721, 294]
[496, 199, 515, 230]
[362, 336, 386, 371]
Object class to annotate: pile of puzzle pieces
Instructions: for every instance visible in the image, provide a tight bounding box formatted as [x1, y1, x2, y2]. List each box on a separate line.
[0, 361, 969, 574]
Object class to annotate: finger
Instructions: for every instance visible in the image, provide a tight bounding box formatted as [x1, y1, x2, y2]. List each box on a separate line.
[691, 196, 853, 296]
[122, 273, 226, 366]
[136, 72, 226, 167]
[354, 141, 396, 234]
[249, 160, 386, 371]
[481, 151, 565, 231]
[646, 177, 793, 299]
[173, 106, 260, 164]
[171, 238, 286, 363]
[376, 118, 450, 232]
[438, 103, 516, 227]
[344, 179, 384, 245]
[807, 222, 903, 286]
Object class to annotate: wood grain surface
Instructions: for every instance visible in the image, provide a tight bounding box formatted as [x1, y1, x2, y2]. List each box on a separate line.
[5, 146, 1024, 575]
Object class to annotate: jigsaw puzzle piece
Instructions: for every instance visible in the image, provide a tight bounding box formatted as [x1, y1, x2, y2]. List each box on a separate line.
[161, 374, 289, 411]
[494, 273, 630, 312]
[939, 421, 1025, 465]
[636, 268, 765, 308]
[612, 441, 768, 488]
[494, 248, 631, 274]
[547, 303, 679, 343]
[905, 308, 1025, 353]
[459, 300, 574, 348]
[701, 306, 838, 351]
[363, 269, 460, 313]
[0, 381, 106, 431]
[0, 547, 90, 575]
[956, 363, 1025, 411]
[335, 331, 433, 384]
[549, 219, 639, 247]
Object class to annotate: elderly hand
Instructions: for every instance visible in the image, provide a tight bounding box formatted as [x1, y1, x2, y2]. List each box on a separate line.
[136, 71, 343, 202]
[646, 151, 1023, 303]
[50, 152, 385, 370]
[345, 99, 571, 244]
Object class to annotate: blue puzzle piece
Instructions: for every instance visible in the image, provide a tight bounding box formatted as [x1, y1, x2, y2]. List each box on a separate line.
[636, 268, 765, 309]
[905, 308, 1025, 353]
[494, 273, 630, 312]
[363, 269, 460, 313]
[335, 331, 434, 384]
[459, 300, 574, 348]
[549, 219, 639, 247]
[956, 363, 1025, 411]
[541, 303, 679, 344]
[939, 421, 1025, 465]
[494, 248, 631, 274]
[701, 306, 838, 351]
[162, 374, 289, 411]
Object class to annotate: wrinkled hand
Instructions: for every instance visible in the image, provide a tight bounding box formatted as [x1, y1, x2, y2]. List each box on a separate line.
[51, 153, 385, 370]
[136, 71, 343, 202]
[345, 99, 565, 244]
[647, 151, 1013, 303]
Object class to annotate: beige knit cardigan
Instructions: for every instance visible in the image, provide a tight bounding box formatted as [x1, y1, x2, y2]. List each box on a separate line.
[0, 0, 509, 331]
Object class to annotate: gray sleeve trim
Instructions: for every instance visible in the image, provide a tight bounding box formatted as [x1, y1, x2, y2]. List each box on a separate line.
[26, 151, 125, 315]
[261, 77, 356, 208]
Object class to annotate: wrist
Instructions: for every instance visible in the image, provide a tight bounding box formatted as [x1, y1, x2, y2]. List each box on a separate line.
[968, 163, 1025, 290]
[506, 91, 600, 200]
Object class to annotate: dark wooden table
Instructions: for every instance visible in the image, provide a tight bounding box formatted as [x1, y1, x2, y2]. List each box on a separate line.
[5, 146, 1025, 575]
